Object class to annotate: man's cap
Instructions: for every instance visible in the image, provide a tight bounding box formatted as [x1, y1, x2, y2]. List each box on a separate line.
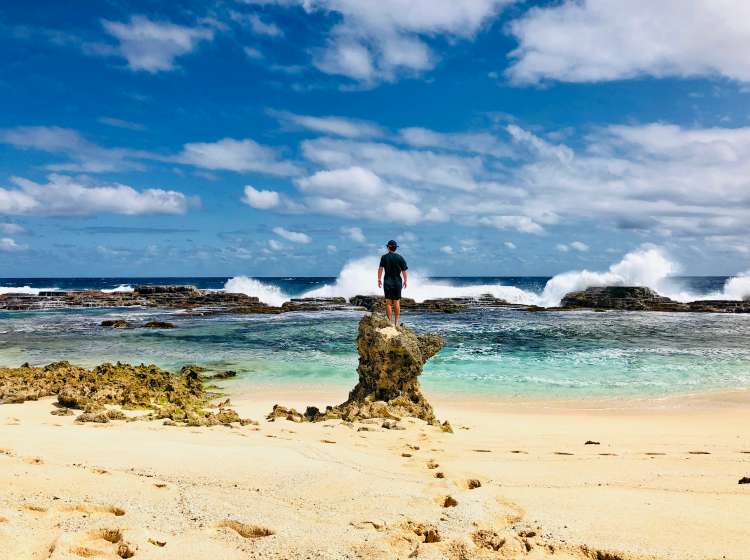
[386, 239, 398, 248]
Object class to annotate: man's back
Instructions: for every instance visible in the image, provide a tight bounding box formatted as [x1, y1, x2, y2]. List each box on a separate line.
[380, 252, 407, 285]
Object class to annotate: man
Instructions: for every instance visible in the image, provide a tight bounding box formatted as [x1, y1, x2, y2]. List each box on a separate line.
[377, 240, 408, 326]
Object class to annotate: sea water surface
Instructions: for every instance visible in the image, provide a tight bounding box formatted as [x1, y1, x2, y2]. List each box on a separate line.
[1, 274, 750, 400]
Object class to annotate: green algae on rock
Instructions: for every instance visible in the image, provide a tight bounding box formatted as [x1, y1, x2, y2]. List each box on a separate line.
[268, 313, 445, 425]
[0, 361, 255, 427]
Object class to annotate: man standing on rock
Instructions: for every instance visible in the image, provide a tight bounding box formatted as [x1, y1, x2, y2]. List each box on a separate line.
[377, 240, 408, 326]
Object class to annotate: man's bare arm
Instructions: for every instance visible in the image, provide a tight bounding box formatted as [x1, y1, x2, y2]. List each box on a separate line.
[402, 270, 408, 289]
[378, 266, 384, 288]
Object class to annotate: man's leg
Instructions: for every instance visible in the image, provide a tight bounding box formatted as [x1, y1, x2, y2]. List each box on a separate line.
[384, 299, 393, 323]
[394, 299, 400, 326]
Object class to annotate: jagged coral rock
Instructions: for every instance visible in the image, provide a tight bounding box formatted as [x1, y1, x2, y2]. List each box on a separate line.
[268, 313, 444, 425]
[0, 361, 253, 427]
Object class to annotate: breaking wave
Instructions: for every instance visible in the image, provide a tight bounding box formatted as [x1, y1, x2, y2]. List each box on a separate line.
[223, 249, 750, 307]
[224, 276, 288, 307]
[0, 286, 54, 295]
[102, 284, 134, 293]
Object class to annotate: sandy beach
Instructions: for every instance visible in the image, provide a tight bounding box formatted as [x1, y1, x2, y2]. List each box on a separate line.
[1, 386, 748, 560]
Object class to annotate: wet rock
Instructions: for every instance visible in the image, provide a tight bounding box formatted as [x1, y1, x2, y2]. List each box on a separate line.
[561, 286, 750, 313]
[143, 321, 175, 329]
[101, 320, 130, 328]
[561, 286, 685, 311]
[209, 370, 237, 379]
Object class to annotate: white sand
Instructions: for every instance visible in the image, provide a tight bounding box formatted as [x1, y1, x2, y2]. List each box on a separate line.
[1, 388, 749, 559]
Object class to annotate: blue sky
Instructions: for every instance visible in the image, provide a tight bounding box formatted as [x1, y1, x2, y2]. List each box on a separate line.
[2, 0, 750, 277]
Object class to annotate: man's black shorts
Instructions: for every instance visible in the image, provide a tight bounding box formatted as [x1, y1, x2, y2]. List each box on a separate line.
[383, 284, 402, 301]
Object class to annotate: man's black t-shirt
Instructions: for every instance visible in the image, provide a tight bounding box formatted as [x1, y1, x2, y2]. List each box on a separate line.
[379, 252, 408, 287]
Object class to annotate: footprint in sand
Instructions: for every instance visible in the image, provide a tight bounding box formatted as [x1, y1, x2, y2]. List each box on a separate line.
[426, 460, 439, 470]
[438, 495, 458, 508]
[465, 479, 482, 490]
[215, 519, 274, 539]
[23, 457, 44, 465]
[24, 504, 48, 513]
[62, 503, 126, 516]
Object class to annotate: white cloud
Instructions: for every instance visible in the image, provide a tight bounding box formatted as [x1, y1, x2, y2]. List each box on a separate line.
[0, 174, 196, 216]
[480, 215, 545, 235]
[341, 226, 366, 243]
[302, 138, 483, 191]
[0, 126, 141, 173]
[273, 111, 383, 138]
[399, 127, 512, 157]
[327, 244, 337, 253]
[556, 244, 569, 252]
[298, 166, 384, 198]
[264, 0, 512, 83]
[0, 238, 27, 252]
[177, 138, 299, 176]
[242, 185, 280, 209]
[231, 12, 284, 37]
[570, 241, 589, 252]
[507, 0, 750, 84]
[440, 245, 454, 255]
[0, 223, 24, 235]
[268, 239, 285, 251]
[101, 15, 213, 73]
[504, 241, 516, 250]
[273, 226, 311, 243]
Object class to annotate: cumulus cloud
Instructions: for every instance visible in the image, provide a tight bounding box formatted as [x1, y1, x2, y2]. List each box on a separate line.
[261, 0, 512, 83]
[440, 245, 454, 255]
[507, 0, 750, 84]
[176, 138, 300, 176]
[268, 238, 285, 251]
[341, 226, 366, 243]
[242, 185, 280, 209]
[273, 111, 383, 138]
[504, 241, 516, 250]
[0, 238, 27, 252]
[0, 174, 196, 216]
[480, 215, 545, 235]
[100, 15, 214, 73]
[273, 226, 311, 243]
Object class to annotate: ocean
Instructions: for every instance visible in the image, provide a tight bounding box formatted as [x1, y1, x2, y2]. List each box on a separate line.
[2, 264, 750, 400]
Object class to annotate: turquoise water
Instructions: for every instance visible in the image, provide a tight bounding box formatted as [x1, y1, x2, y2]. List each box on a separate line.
[2, 305, 750, 399]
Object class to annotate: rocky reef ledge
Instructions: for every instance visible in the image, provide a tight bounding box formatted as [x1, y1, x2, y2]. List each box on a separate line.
[268, 313, 452, 430]
[560, 286, 750, 312]
[0, 361, 255, 427]
[0, 284, 526, 314]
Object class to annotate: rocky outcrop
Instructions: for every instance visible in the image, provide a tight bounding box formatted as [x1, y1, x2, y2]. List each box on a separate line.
[143, 321, 176, 329]
[560, 287, 683, 311]
[0, 361, 255, 427]
[560, 286, 750, 313]
[348, 294, 514, 313]
[268, 313, 445, 425]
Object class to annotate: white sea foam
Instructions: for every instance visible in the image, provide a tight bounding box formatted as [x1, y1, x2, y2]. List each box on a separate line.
[102, 284, 134, 293]
[0, 286, 53, 295]
[223, 248, 750, 307]
[539, 248, 679, 306]
[224, 276, 289, 307]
